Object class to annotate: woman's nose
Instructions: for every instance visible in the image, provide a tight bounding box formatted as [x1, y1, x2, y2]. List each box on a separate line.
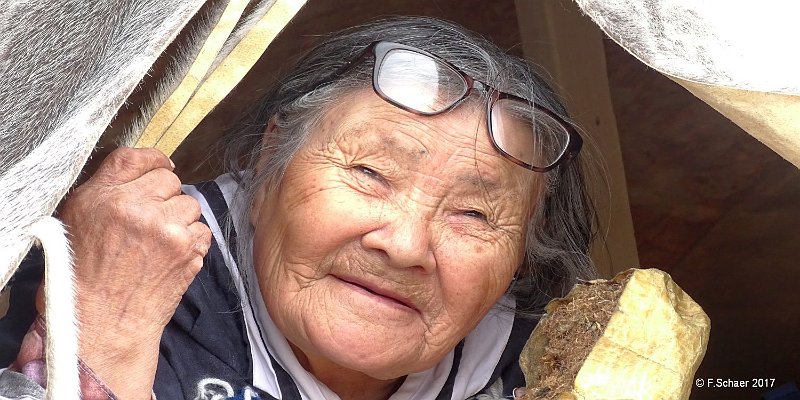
[361, 213, 436, 273]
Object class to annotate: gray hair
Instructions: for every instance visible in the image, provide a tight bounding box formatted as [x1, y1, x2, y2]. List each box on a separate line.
[223, 16, 597, 315]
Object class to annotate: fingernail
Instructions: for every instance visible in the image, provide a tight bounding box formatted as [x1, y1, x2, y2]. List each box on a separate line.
[169, 158, 176, 169]
[513, 387, 528, 399]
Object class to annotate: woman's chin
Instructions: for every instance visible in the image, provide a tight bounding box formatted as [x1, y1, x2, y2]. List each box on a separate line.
[304, 319, 435, 379]
[276, 275, 455, 379]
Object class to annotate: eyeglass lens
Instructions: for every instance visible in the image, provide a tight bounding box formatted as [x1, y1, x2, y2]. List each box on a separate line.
[376, 49, 467, 114]
[490, 99, 569, 169]
[376, 46, 570, 170]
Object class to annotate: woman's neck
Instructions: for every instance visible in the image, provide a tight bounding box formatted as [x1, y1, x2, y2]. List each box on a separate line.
[289, 342, 404, 400]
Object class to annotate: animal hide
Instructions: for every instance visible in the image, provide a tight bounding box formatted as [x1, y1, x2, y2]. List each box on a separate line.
[0, 1, 206, 397]
[574, 0, 800, 168]
[0, 0, 304, 397]
[0, 0, 207, 290]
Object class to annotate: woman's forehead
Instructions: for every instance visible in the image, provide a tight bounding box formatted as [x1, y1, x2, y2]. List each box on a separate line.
[318, 90, 529, 179]
[293, 89, 541, 215]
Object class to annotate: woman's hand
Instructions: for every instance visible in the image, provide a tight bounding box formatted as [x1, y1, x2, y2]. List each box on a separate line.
[49, 148, 212, 399]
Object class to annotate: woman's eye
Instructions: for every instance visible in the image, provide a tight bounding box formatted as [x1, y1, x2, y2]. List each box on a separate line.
[354, 165, 381, 180]
[463, 210, 487, 221]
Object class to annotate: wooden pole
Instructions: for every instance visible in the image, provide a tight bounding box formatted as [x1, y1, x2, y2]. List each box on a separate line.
[515, 0, 639, 277]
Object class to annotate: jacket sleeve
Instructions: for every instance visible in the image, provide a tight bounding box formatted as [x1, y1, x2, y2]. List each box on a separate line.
[6, 317, 121, 400]
[0, 248, 44, 367]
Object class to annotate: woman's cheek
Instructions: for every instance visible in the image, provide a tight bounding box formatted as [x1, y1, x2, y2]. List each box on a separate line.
[279, 182, 380, 259]
[435, 231, 518, 315]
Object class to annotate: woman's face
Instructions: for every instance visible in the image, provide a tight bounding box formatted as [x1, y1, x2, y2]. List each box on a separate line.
[250, 89, 540, 379]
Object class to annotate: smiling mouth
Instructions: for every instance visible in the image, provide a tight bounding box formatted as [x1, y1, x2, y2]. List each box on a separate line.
[334, 275, 417, 311]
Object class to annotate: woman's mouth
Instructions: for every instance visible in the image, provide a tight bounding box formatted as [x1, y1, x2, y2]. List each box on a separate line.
[333, 275, 418, 312]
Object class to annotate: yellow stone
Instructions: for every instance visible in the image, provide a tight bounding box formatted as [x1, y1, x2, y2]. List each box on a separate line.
[520, 269, 710, 400]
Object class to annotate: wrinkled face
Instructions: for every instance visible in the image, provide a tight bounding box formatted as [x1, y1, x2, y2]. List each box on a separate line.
[250, 88, 540, 379]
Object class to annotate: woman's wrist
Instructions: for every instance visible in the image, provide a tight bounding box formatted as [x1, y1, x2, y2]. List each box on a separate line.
[10, 316, 136, 400]
[78, 325, 162, 400]
[72, 285, 169, 399]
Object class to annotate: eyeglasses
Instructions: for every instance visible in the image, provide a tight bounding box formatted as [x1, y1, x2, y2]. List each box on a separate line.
[325, 41, 582, 172]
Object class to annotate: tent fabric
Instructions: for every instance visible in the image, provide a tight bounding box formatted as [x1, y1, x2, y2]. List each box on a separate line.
[574, 0, 800, 168]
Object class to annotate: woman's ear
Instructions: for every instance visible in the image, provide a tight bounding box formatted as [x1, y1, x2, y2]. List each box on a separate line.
[250, 182, 267, 226]
[257, 115, 280, 162]
[265, 116, 278, 135]
[251, 115, 280, 175]
[250, 116, 279, 226]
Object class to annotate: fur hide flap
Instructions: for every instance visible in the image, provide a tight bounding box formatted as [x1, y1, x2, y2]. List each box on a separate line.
[0, 0, 207, 288]
[575, 0, 800, 95]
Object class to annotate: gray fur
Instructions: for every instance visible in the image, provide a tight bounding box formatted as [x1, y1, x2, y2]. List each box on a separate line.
[121, 0, 234, 147]
[0, 0, 206, 396]
[30, 217, 79, 399]
[0, 0, 207, 299]
[574, 0, 800, 94]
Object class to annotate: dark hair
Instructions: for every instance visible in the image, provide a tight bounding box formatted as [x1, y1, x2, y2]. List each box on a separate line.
[223, 15, 597, 315]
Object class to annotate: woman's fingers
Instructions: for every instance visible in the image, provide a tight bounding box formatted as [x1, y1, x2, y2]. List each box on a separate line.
[163, 194, 202, 225]
[90, 147, 174, 186]
[162, 195, 211, 259]
[136, 167, 183, 200]
[188, 220, 212, 258]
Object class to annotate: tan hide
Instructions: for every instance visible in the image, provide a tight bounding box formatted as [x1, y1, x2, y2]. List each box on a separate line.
[573, 0, 800, 168]
[672, 78, 800, 169]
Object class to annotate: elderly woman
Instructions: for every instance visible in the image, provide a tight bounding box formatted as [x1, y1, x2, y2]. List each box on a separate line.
[2, 16, 594, 400]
